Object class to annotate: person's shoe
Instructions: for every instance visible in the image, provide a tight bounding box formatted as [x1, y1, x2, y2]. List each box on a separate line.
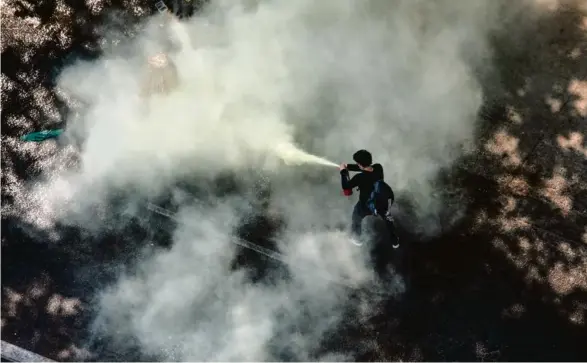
[350, 237, 363, 247]
[392, 241, 400, 249]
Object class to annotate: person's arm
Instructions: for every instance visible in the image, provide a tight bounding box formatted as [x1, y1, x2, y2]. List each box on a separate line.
[341, 169, 360, 190]
[346, 163, 361, 172]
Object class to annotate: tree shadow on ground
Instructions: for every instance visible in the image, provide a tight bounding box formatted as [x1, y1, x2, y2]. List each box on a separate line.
[1, 216, 94, 361]
[1, 199, 174, 361]
[231, 178, 289, 285]
[346, 2, 587, 361]
[1, 0, 172, 359]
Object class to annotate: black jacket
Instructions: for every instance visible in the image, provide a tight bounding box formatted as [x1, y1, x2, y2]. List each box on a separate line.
[340, 163, 385, 204]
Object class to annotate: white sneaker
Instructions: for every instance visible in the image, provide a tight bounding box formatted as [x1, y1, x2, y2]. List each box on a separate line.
[350, 237, 363, 246]
[392, 241, 400, 249]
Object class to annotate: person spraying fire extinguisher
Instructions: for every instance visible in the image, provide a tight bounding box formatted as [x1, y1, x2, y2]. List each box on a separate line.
[339, 149, 399, 248]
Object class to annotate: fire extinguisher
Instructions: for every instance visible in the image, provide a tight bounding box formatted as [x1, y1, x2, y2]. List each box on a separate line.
[342, 168, 353, 197]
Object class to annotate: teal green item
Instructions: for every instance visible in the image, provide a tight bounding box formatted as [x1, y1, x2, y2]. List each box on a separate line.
[21, 129, 64, 142]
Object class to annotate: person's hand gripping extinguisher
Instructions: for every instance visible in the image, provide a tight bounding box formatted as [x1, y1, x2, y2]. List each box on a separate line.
[339, 163, 353, 196]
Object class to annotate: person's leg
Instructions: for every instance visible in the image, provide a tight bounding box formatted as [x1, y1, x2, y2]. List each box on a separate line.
[384, 216, 400, 248]
[351, 202, 368, 245]
[351, 202, 363, 237]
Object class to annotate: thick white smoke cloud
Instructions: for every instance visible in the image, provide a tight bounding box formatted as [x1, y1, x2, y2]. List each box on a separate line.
[16, 0, 507, 360]
[92, 202, 380, 361]
[55, 0, 493, 196]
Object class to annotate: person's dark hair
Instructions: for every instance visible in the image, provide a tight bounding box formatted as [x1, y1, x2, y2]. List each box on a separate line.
[372, 163, 384, 180]
[353, 149, 372, 167]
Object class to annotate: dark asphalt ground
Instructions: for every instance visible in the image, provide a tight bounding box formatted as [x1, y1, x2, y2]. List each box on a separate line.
[2, 0, 587, 361]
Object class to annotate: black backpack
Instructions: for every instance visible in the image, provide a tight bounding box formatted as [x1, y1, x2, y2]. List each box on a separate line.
[366, 180, 394, 216]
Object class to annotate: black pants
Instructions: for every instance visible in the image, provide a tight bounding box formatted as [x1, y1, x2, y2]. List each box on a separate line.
[351, 202, 398, 244]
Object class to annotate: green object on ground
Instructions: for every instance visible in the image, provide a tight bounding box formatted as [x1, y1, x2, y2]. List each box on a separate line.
[21, 129, 64, 142]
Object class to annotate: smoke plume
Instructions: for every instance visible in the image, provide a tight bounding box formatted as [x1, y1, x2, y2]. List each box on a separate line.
[17, 0, 508, 360]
